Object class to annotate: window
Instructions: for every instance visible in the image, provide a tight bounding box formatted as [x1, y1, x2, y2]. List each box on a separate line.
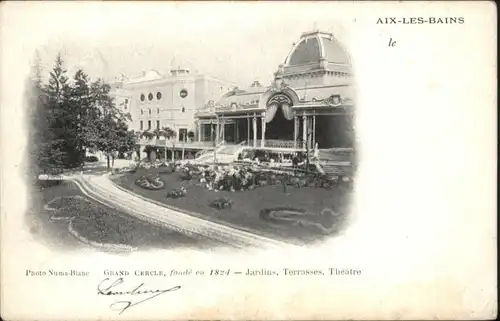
[181, 107, 185, 113]
[148, 120, 151, 130]
[140, 94, 145, 101]
[140, 109, 144, 115]
[179, 89, 188, 98]
[157, 108, 160, 114]
[140, 121, 143, 130]
[156, 92, 162, 100]
[179, 128, 188, 142]
[148, 93, 153, 101]
[125, 98, 129, 104]
[156, 120, 160, 130]
[148, 109, 151, 115]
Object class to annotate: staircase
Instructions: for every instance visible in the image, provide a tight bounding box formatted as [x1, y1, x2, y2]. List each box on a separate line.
[316, 148, 355, 177]
[192, 141, 241, 164]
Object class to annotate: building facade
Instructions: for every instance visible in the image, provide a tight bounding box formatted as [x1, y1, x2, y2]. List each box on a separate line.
[110, 68, 235, 143]
[194, 30, 356, 151]
[109, 79, 132, 124]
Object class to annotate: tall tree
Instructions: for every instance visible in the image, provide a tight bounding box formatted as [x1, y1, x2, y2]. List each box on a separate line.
[161, 126, 176, 162]
[90, 79, 136, 169]
[70, 69, 93, 163]
[44, 53, 81, 169]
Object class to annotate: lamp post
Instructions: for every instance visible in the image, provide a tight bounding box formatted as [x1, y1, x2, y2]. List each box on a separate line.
[181, 132, 186, 160]
[213, 124, 218, 165]
[210, 120, 217, 165]
[305, 128, 313, 174]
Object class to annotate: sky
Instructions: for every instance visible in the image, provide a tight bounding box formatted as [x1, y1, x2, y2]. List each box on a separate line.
[28, 2, 352, 88]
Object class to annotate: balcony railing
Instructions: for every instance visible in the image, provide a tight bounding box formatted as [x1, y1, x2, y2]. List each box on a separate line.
[138, 138, 214, 149]
[264, 139, 296, 148]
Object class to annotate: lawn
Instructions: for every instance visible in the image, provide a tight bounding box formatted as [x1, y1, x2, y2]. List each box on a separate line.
[26, 180, 216, 252]
[111, 166, 353, 245]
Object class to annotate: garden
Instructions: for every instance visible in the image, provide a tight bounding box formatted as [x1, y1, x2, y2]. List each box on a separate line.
[27, 181, 212, 251]
[112, 160, 354, 244]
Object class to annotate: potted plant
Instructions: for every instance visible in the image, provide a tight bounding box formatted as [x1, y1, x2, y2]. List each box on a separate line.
[187, 130, 195, 142]
[142, 131, 155, 141]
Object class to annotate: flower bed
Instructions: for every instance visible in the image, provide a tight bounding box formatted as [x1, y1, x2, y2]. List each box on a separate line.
[259, 207, 345, 234]
[135, 175, 166, 190]
[166, 187, 187, 199]
[175, 163, 291, 192]
[210, 197, 233, 210]
[175, 163, 352, 193]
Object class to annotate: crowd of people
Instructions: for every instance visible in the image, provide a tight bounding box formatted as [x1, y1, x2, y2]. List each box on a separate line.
[237, 149, 308, 167]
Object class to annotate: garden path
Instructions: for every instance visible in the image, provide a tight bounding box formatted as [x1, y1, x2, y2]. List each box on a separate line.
[69, 174, 299, 250]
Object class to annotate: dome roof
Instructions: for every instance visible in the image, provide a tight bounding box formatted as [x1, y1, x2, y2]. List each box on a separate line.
[285, 31, 350, 66]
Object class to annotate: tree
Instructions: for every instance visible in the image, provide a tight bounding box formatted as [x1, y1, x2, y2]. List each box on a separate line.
[69, 69, 93, 166]
[43, 53, 78, 169]
[90, 79, 136, 169]
[142, 131, 155, 140]
[152, 128, 162, 139]
[27, 52, 137, 174]
[161, 126, 176, 162]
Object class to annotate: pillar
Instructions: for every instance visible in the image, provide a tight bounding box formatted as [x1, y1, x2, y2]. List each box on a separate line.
[308, 116, 313, 150]
[216, 119, 220, 144]
[234, 120, 238, 143]
[312, 114, 316, 148]
[261, 113, 266, 147]
[198, 122, 202, 142]
[293, 116, 298, 149]
[221, 117, 225, 142]
[252, 114, 257, 148]
[302, 115, 307, 149]
[247, 115, 250, 146]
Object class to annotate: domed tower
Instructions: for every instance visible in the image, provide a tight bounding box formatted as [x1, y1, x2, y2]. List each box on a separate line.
[170, 56, 190, 77]
[275, 30, 352, 88]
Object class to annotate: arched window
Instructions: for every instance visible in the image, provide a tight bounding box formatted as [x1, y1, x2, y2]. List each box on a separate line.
[140, 109, 144, 115]
[157, 108, 160, 114]
[156, 92, 162, 100]
[148, 109, 151, 115]
[148, 93, 153, 101]
[140, 94, 145, 102]
[181, 107, 185, 113]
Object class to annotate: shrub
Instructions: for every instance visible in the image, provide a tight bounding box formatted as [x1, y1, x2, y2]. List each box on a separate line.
[210, 197, 233, 210]
[180, 171, 192, 181]
[135, 175, 165, 190]
[166, 187, 187, 199]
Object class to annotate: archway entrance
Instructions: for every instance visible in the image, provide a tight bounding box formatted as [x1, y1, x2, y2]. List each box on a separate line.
[264, 93, 295, 144]
[266, 106, 294, 140]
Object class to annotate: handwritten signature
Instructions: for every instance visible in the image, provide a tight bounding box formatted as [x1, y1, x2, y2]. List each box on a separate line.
[97, 277, 181, 314]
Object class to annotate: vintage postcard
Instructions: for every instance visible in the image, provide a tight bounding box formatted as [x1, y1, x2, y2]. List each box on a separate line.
[0, 1, 497, 320]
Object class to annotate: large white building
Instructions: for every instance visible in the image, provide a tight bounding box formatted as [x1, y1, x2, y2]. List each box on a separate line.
[110, 67, 235, 142]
